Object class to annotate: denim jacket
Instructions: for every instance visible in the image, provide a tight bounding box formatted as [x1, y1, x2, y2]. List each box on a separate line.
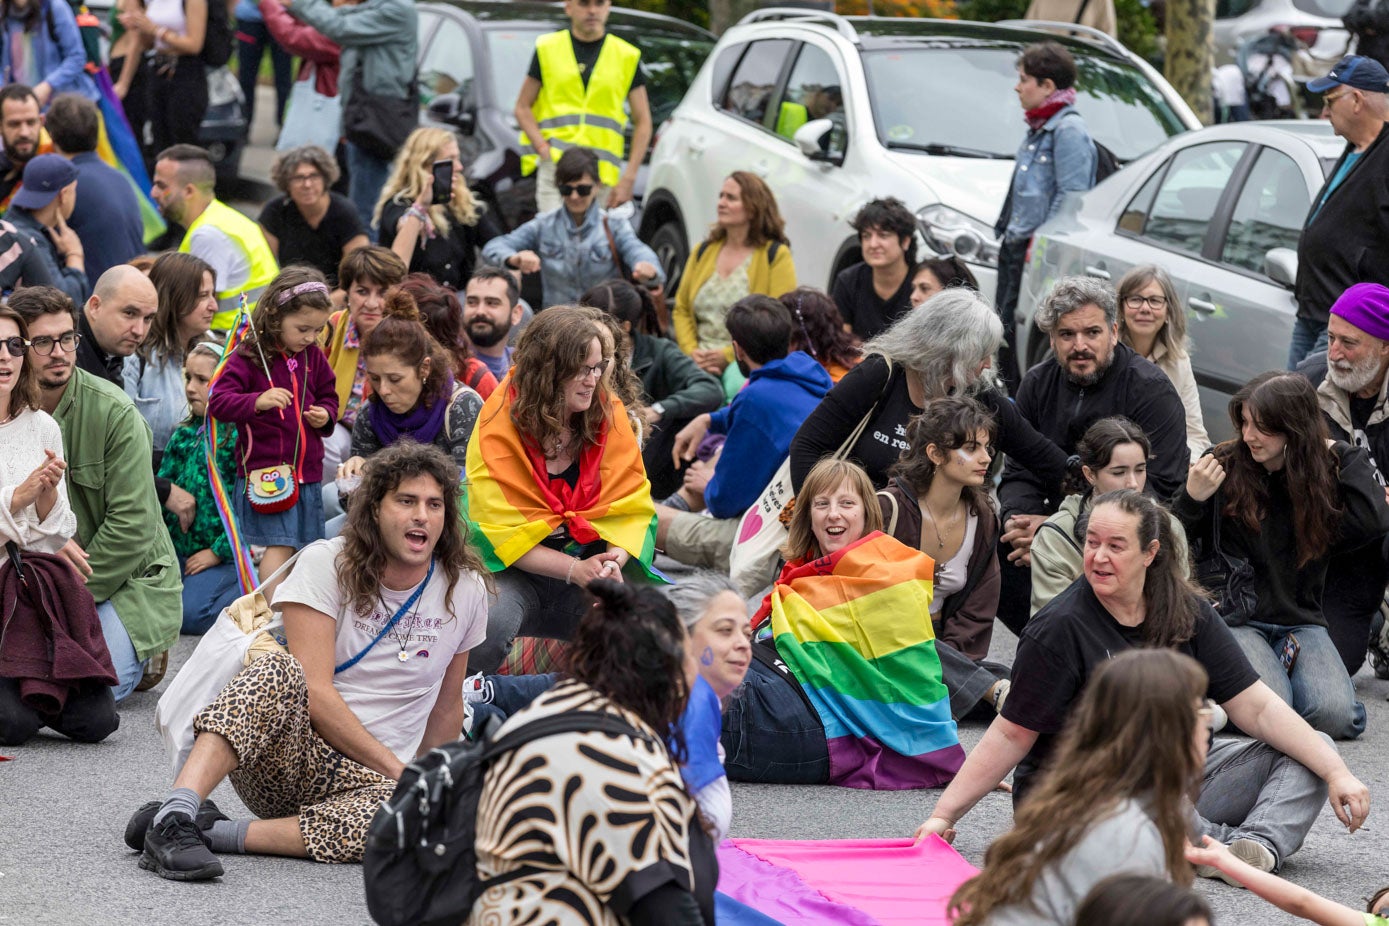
[483, 205, 665, 309]
[123, 350, 189, 453]
[997, 106, 1097, 241]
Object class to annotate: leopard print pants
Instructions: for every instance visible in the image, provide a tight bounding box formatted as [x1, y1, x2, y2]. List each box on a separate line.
[193, 651, 395, 863]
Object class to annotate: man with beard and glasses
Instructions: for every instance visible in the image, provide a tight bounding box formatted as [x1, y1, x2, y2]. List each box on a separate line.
[655, 295, 831, 573]
[1299, 283, 1389, 675]
[994, 276, 1187, 634]
[8, 285, 181, 702]
[464, 266, 525, 380]
[0, 85, 48, 208]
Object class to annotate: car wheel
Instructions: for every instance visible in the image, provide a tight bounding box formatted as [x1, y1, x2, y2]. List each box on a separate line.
[649, 219, 688, 295]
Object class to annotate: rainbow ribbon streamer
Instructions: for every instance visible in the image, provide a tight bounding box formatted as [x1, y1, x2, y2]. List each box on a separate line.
[205, 295, 258, 594]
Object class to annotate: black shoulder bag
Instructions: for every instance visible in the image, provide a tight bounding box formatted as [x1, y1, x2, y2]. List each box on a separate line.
[1190, 489, 1258, 627]
[343, 63, 419, 162]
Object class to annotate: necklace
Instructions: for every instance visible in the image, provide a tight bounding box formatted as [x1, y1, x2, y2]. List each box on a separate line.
[384, 593, 423, 662]
[921, 498, 963, 550]
[548, 428, 573, 459]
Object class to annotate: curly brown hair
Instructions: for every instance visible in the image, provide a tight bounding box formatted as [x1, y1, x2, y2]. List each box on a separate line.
[362, 289, 455, 410]
[707, 171, 787, 248]
[574, 305, 646, 420]
[242, 266, 332, 358]
[891, 396, 996, 512]
[948, 649, 1207, 925]
[507, 306, 610, 453]
[781, 287, 859, 374]
[397, 273, 476, 380]
[336, 441, 490, 619]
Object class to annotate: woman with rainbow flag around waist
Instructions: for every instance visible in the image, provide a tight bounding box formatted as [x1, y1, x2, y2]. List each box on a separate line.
[462, 305, 663, 675]
[724, 457, 966, 789]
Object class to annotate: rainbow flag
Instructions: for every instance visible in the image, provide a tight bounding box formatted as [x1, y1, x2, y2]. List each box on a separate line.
[717, 836, 978, 925]
[759, 532, 965, 789]
[463, 376, 662, 580]
[89, 66, 167, 244]
[203, 298, 258, 594]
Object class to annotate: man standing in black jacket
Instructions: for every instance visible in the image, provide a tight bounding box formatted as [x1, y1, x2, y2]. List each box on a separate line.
[1290, 55, 1389, 368]
[995, 276, 1188, 632]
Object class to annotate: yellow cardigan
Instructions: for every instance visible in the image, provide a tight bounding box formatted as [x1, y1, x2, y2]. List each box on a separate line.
[673, 238, 797, 356]
[323, 309, 361, 421]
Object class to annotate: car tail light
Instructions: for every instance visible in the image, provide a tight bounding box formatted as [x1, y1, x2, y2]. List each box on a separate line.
[1284, 25, 1321, 47]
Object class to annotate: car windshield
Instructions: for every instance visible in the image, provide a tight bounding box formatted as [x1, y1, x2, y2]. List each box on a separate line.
[861, 44, 1187, 162]
[484, 26, 714, 129]
[1291, 0, 1354, 16]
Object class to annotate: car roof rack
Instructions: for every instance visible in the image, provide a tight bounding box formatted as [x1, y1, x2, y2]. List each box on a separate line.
[739, 7, 860, 43]
[995, 19, 1128, 56]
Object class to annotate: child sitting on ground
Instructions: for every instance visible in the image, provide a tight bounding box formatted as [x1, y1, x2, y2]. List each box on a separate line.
[1186, 836, 1388, 924]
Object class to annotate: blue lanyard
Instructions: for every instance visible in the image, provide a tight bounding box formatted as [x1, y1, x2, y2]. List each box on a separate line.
[334, 558, 435, 673]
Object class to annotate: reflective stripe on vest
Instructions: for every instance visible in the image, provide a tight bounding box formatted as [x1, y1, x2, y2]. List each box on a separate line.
[179, 199, 280, 331]
[519, 30, 641, 187]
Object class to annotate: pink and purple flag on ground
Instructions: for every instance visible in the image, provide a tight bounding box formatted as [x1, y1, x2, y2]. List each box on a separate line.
[716, 836, 978, 925]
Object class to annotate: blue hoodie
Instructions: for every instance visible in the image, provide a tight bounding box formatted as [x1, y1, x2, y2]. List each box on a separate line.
[705, 350, 832, 519]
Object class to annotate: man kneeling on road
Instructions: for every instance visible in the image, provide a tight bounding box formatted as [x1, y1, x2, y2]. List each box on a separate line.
[126, 442, 489, 880]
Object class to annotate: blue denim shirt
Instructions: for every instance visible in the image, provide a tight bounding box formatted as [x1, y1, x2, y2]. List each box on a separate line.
[482, 205, 665, 309]
[1000, 106, 1097, 241]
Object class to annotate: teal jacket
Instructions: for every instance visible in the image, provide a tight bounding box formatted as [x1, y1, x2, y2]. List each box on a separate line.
[287, 0, 417, 112]
[54, 368, 181, 661]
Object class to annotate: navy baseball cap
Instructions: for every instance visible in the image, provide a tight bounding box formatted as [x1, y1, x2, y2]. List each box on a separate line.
[1309, 55, 1389, 93]
[12, 154, 79, 210]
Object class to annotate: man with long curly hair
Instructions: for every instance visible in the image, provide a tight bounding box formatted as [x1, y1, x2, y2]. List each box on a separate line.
[125, 442, 489, 882]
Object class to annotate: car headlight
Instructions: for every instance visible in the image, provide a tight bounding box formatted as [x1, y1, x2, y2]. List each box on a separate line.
[916, 204, 1000, 268]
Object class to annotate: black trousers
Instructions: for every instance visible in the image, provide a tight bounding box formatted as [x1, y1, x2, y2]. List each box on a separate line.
[0, 677, 119, 746]
[114, 54, 208, 166]
[994, 236, 1030, 393]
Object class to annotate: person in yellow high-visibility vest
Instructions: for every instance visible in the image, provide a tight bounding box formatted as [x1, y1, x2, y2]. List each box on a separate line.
[150, 144, 278, 331]
[514, 0, 652, 214]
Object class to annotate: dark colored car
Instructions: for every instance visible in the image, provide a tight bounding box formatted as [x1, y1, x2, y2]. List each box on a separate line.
[413, 0, 716, 232]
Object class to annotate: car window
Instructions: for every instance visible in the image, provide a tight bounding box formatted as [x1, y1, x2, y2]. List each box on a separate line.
[418, 15, 473, 105]
[1138, 142, 1246, 255]
[1215, 0, 1259, 17]
[485, 27, 548, 126]
[1220, 147, 1308, 273]
[629, 31, 718, 126]
[709, 42, 745, 107]
[770, 43, 847, 158]
[720, 39, 793, 127]
[1291, 0, 1354, 15]
[861, 46, 1187, 162]
[1118, 162, 1164, 235]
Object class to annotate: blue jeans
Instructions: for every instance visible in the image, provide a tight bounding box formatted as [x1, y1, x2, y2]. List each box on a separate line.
[720, 658, 829, 784]
[235, 18, 293, 129]
[179, 557, 241, 635]
[345, 141, 392, 237]
[1230, 621, 1366, 740]
[1196, 734, 1330, 869]
[1287, 317, 1329, 369]
[96, 599, 143, 703]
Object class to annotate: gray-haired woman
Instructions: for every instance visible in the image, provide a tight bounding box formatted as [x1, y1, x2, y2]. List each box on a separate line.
[789, 287, 1070, 490]
[257, 145, 369, 288]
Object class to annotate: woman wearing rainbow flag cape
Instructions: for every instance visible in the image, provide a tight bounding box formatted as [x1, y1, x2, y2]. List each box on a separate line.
[463, 305, 663, 675]
[724, 457, 965, 789]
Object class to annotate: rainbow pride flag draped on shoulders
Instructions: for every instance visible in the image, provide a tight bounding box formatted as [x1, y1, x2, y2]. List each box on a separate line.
[463, 375, 662, 580]
[755, 531, 965, 789]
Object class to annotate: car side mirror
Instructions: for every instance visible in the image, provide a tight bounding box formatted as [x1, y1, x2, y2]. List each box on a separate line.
[428, 92, 475, 133]
[1264, 247, 1297, 289]
[793, 118, 836, 161]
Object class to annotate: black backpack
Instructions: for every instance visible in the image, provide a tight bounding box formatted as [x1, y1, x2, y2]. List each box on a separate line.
[1093, 140, 1121, 184]
[363, 709, 648, 926]
[193, 0, 233, 68]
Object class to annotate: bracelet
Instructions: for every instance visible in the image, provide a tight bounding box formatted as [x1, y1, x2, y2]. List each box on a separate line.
[565, 556, 579, 585]
[405, 204, 429, 224]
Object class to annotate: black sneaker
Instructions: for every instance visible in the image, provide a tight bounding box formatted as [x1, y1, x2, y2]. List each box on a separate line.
[124, 799, 229, 852]
[1370, 610, 1389, 681]
[138, 813, 225, 881]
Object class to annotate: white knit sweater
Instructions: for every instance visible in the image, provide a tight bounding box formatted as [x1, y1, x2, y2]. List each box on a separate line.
[0, 406, 77, 553]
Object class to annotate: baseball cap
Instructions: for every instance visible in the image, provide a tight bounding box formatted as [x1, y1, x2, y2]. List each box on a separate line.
[1308, 55, 1389, 94]
[11, 154, 79, 210]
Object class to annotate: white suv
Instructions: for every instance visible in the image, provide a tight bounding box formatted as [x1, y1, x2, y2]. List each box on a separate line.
[641, 9, 1201, 299]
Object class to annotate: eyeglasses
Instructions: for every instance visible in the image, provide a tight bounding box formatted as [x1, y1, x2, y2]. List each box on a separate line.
[289, 172, 323, 185]
[0, 335, 29, 356]
[575, 359, 610, 380]
[1323, 90, 1352, 109]
[1123, 294, 1168, 311]
[558, 183, 594, 198]
[28, 331, 81, 355]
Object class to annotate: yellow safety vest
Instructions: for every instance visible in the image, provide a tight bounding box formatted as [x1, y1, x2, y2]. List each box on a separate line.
[520, 30, 641, 188]
[179, 199, 279, 331]
[775, 102, 809, 140]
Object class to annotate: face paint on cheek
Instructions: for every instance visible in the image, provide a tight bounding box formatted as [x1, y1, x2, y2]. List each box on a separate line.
[700, 647, 715, 666]
[956, 449, 973, 465]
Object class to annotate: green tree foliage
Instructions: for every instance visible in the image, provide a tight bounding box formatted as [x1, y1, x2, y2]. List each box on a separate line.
[625, 0, 711, 29]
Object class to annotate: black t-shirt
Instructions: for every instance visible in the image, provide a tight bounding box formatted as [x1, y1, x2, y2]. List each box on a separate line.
[258, 193, 365, 288]
[1351, 392, 1378, 432]
[528, 33, 646, 91]
[1003, 577, 1260, 802]
[830, 262, 913, 341]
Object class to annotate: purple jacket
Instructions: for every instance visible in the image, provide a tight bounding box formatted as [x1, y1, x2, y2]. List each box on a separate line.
[208, 346, 339, 483]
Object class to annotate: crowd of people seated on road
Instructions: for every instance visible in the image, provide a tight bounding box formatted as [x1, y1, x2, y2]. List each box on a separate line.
[7, 16, 1389, 926]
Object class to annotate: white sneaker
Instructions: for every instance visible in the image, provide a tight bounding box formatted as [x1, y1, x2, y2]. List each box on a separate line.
[1195, 838, 1275, 886]
[462, 672, 493, 704]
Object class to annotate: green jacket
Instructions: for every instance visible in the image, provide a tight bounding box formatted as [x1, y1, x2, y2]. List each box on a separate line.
[157, 417, 236, 562]
[55, 368, 182, 661]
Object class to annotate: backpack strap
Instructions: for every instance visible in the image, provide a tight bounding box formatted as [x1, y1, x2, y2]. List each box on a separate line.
[695, 240, 711, 262]
[478, 709, 651, 763]
[768, 240, 782, 265]
[877, 489, 900, 537]
[1036, 518, 1083, 555]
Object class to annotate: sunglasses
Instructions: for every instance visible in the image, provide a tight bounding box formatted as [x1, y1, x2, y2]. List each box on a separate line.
[0, 335, 29, 356]
[559, 183, 594, 198]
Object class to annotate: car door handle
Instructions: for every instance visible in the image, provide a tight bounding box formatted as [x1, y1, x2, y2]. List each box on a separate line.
[687, 138, 708, 156]
[1189, 297, 1216, 314]
[1083, 265, 1110, 281]
[751, 159, 771, 177]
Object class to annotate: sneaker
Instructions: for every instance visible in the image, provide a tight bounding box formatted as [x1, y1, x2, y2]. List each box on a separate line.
[139, 812, 224, 881]
[1195, 838, 1275, 886]
[989, 679, 1011, 714]
[135, 650, 169, 692]
[125, 799, 229, 852]
[462, 672, 493, 704]
[1369, 610, 1389, 681]
[1209, 702, 1228, 734]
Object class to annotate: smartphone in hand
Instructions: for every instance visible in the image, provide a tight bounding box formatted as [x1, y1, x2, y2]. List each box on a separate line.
[431, 159, 453, 205]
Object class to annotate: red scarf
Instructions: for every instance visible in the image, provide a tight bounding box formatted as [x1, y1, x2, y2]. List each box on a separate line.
[1024, 87, 1077, 131]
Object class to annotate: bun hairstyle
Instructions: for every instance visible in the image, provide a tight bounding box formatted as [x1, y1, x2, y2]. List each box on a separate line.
[361, 288, 454, 409]
[568, 578, 690, 763]
[580, 279, 663, 338]
[399, 272, 476, 378]
[244, 266, 332, 355]
[1065, 416, 1151, 496]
